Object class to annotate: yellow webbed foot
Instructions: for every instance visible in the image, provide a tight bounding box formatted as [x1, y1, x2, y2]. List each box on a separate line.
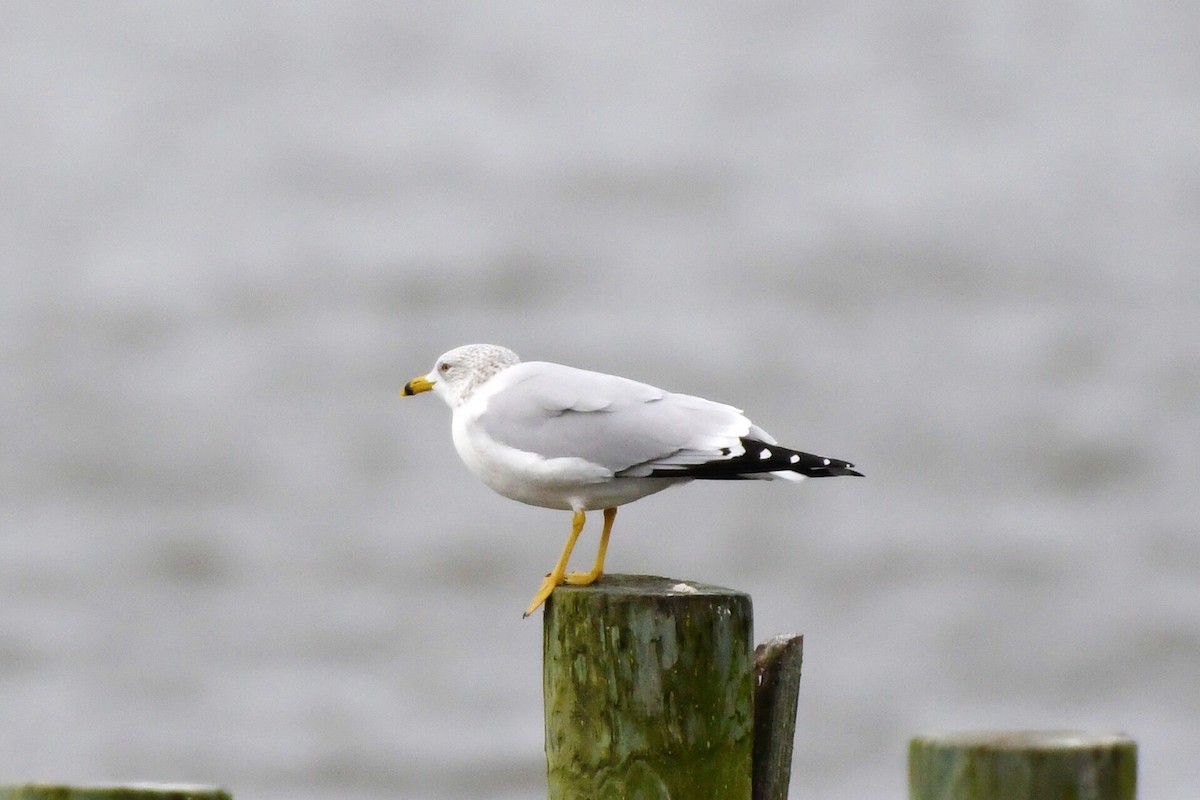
[524, 573, 562, 617]
[522, 508, 616, 617]
[523, 509, 587, 617]
[563, 568, 602, 586]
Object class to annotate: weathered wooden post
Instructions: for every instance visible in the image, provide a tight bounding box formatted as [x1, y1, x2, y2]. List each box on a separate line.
[752, 634, 804, 800]
[0, 786, 230, 800]
[543, 575, 755, 799]
[543, 575, 807, 799]
[909, 730, 1137, 800]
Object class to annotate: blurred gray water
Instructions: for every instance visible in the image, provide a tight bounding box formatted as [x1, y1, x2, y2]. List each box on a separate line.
[2, 3, 1198, 799]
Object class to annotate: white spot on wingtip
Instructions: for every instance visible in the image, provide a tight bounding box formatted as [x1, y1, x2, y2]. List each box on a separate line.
[789, 454, 801, 464]
[759, 448, 772, 460]
[823, 458, 831, 465]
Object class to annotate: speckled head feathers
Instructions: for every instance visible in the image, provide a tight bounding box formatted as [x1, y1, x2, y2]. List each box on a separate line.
[426, 344, 521, 407]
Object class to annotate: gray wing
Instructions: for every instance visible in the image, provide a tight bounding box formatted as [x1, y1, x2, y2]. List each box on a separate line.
[479, 362, 762, 474]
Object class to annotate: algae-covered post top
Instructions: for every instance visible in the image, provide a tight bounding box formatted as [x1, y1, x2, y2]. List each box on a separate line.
[909, 730, 1137, 800]
[544, 574, 754, 800]
[0, 785, 231, 800]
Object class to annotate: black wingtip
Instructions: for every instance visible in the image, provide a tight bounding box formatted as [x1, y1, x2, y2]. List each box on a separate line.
[642, 439, 863, 480]
[808, 462, 864, 478]
[790, 452, 863, 479]
[823, 458, 863, 478]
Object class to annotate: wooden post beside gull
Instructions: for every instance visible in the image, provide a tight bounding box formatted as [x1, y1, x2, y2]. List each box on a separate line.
[542, 575, 806, 800]
[908, 730, 1137, 800]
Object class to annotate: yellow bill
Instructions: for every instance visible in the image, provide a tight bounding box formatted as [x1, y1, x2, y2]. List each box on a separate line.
[401, 375, 434, 396]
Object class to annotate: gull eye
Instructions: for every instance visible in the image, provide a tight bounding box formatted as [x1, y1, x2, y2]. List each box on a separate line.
[439, 362, 451, 373]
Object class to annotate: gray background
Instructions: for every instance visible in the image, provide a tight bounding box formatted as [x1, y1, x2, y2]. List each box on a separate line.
[3, 2, 1198, 799]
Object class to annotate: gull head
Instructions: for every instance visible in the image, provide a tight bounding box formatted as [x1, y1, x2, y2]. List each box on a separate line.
[402, 344, 521, 408]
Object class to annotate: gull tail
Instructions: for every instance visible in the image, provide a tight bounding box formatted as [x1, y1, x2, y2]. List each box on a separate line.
[644, 438, 864, 481]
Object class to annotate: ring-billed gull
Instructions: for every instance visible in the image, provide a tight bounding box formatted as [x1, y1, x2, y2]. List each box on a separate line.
[402, 344, 862, 616]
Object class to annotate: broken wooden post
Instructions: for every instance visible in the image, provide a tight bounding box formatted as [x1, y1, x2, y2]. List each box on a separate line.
[543, 575, 755, 799]
[909, 730, 1137, 800]
[752, 634, 804, 800]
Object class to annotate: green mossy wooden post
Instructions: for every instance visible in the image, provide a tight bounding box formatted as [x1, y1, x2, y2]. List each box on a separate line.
[543, 575, 754, 800]
[0, 786, 230, 800]
[909, 731, 1137, 800]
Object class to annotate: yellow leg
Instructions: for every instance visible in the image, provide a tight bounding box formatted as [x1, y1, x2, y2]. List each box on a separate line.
[523, 509, 587, 618]
[564, 507, 616, 586]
